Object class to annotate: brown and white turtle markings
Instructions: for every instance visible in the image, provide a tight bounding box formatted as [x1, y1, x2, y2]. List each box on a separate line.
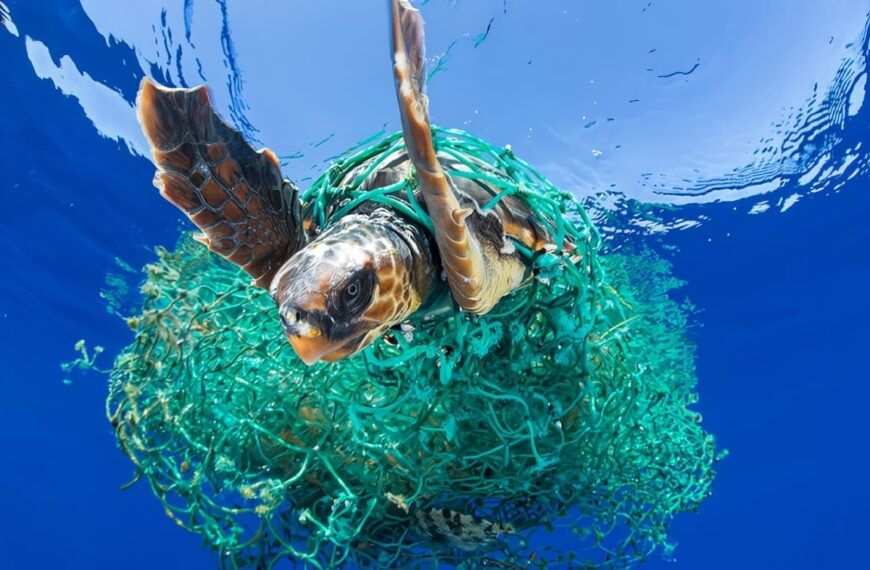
[136, 0, 555, 365]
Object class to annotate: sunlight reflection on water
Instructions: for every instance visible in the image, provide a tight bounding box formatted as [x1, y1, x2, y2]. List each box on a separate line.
[12, 0, 870, 232]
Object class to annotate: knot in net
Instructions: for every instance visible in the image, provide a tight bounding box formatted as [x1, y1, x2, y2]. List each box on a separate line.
[106, 128, 718, 568]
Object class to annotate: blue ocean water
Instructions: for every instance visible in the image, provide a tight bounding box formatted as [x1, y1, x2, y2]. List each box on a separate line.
[1, 0, 868, 568]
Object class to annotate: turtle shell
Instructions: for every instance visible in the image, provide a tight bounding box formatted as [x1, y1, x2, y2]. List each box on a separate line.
[302, 133, 553, 261]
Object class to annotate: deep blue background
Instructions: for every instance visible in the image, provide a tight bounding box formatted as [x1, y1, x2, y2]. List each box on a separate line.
[1, 1, 869, 568]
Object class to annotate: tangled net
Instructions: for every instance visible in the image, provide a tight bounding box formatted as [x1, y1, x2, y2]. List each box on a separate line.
[103, 128, 719, 568]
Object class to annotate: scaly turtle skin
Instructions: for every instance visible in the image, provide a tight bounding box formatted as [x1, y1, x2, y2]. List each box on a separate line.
[137, 0, 556, 365]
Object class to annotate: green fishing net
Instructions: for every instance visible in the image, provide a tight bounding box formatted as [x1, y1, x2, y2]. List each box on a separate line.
[103, 128, 718, 568]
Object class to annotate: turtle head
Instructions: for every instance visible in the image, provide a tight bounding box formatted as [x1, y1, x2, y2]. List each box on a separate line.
[269, 218, 431, 364]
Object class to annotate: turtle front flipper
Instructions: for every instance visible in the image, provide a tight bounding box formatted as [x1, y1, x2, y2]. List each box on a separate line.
[390, 0, 524, 314]
[137, 78, 305, 288]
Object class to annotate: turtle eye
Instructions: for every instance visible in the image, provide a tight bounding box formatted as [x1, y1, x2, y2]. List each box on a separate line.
[329, 268, 376, 320]
[345, 281, 360, 301]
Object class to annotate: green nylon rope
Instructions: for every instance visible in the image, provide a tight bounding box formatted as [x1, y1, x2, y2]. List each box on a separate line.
[99, 127, 719, 569]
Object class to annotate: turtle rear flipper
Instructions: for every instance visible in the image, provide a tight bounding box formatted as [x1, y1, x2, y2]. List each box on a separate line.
[137, 78, 305, 288]
[391, 0, 525, 314]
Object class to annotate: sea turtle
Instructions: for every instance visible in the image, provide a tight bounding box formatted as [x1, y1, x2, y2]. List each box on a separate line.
[137, 0, 557, 365]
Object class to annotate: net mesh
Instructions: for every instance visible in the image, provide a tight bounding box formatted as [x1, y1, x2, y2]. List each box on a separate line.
[101, 127, 719, 568]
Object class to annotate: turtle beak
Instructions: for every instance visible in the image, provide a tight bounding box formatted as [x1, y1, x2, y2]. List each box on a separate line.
[285, 331, 367, 364]
[282, 307, 363, 365]
[286, 332, 339, 365]
[281, 309, 333, 365]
